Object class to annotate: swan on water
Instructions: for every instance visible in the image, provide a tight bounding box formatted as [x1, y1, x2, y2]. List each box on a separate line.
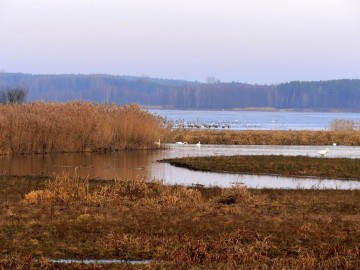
[175, 141, 187, 145]
[319, 148, 329, 156]
[196, 141, 201, 147]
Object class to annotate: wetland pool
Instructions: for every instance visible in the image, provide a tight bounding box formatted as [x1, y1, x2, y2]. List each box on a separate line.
[1, 144, 360, 189]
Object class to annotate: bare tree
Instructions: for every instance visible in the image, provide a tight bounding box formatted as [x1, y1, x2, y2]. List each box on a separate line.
[0, 90, 7, 104]
[206, 76, 221, 84]
[6, 87, 27, 104]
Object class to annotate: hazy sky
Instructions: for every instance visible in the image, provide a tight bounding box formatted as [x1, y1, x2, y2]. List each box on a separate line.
[0, 0, 359, 83]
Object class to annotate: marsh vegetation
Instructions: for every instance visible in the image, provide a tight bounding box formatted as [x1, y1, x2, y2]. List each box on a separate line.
[0, 175, 359, 269]
[1, 102, 360, 269]
[1, 102, 359, 157]
[168, 127, 360, 146]
[0, 102, 168, 155]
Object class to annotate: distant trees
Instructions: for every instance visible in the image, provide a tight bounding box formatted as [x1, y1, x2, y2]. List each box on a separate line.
[206, 76, 221, 84]
[1, 73, 360, 111]
[0, 87, 27, 104]
[275, 80, 360, 110]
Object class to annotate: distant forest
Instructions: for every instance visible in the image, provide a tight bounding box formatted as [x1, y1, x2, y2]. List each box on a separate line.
[1, 73, 360, 111]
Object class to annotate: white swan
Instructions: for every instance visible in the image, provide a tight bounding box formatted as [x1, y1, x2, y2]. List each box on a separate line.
[175, 141, 187, 145]
[154, 139, 160, 147]
[319, 148, 329, 156]
[196, 141, 201, 147]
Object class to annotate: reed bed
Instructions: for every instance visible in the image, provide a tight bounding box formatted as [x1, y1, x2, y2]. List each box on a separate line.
[168, 129, 360, 146]
[0, 102, 169, 155]
[1, 175, 360, 269]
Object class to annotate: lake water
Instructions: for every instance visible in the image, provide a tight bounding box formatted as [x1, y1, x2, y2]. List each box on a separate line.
[1, 144, 359, 189]
[150, 110, 360, 130]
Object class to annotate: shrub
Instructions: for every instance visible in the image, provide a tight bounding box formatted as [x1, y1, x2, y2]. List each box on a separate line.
[0, 87, 27, 104]
[328, 119, 360, 131]
[23, 190, 55, 204]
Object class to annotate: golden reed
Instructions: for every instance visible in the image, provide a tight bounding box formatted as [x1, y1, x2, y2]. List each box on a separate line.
[0, 102, 168, 155]
[169, 128, 360, 146]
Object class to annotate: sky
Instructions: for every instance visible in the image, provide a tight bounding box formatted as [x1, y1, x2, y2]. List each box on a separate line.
[0, 0, 359, 84]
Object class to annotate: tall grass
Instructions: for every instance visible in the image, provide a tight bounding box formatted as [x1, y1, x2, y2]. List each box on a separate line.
[328, 119, 360, 131]
[24, 173, 203, 210]
[168, 129, 360, 145]
[0, 102, 169, 155]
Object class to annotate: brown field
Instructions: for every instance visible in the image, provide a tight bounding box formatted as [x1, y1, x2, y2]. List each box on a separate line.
[168, 129, 360, 146]
[1, 174, 360, 269]
[161, 155, 360, 180]
[0, 102, 169, 155]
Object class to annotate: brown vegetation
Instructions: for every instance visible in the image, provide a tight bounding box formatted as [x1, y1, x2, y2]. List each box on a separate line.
[329, 119, 360, 131]
[168, 129, 360, 145]
[161, 155, 360, 180]
[0, 102, 169, 155]
[1, 175, 360, 269]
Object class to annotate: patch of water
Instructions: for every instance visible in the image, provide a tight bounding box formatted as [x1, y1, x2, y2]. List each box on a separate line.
[48, 259, 152, 265]
[157, 165, 360, 189]
[1, 144, 359, 189]
[150, 109, 360, 130]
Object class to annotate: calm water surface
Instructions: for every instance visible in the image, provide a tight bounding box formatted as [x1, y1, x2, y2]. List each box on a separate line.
[150, 110, 360, 130]
[1, 144, 360, 189]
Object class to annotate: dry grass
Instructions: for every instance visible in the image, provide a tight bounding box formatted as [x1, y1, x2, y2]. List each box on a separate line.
[0, 102, 169, 155]
[1, 175, 360, 269]
[168, 129, 360, 145]
[329, 119, 360, 131]
[23, 173, 204, 210]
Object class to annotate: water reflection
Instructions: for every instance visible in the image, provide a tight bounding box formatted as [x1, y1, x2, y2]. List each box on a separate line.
[1, 144, 360, 189]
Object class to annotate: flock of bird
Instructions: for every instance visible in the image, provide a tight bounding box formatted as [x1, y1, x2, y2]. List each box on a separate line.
[156, 139, 335, 156]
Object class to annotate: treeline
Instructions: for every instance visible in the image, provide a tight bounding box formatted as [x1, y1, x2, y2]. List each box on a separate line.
[1, 73, 360, 111]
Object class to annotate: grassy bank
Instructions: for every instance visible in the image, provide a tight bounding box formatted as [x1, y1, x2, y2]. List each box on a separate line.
[168, 129, 360, 146]
[1, 175, 360, 269]
[162, 155, 360, 180]
[0, 102, 169, 155]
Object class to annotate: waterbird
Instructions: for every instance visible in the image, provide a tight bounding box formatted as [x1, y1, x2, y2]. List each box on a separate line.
[333, 143, 337, 146]
[318, 148, 329, 156]
[175, 141, 187, 145]
[154, 139, 161, 147]
[196, 141, 201, 147]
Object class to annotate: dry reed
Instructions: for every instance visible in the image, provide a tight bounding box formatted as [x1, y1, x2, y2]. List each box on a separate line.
[329, 119, 360, 131]
[168, 129, 360, 145]
[23, 173, 204, 210]
[0, 102, 169, 155]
